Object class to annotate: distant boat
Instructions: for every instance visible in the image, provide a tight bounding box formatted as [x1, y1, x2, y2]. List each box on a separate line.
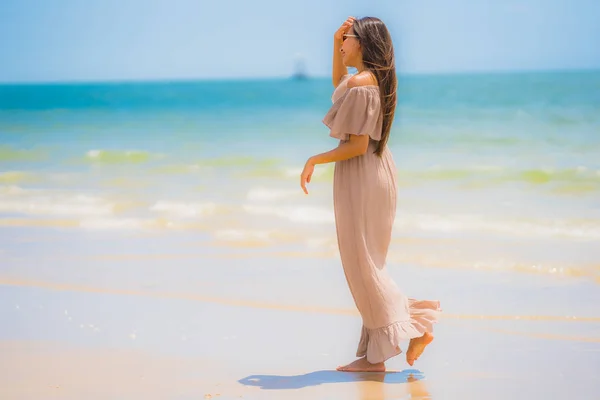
[292, 55, 308, 80]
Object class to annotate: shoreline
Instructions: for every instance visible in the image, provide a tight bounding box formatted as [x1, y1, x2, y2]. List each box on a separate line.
[1, 277, 599, 325]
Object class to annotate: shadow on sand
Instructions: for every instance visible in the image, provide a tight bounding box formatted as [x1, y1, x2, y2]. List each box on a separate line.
[238, 368, 425, 390]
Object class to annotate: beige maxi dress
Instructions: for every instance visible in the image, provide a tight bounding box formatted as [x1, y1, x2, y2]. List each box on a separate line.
[322, 74, 442, 364]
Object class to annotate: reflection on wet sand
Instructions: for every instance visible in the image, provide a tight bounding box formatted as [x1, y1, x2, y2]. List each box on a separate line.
[356, 372, 431, 400]
[407, 374, 432, 399]
[356, 371, 385, 400]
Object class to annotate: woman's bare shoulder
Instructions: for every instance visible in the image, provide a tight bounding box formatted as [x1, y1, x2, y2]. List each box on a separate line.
[347, 72, 378, 88]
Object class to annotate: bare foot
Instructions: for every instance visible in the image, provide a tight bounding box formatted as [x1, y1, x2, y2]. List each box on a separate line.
[336, 357, 386, 372]
[406, 332, 434, 366]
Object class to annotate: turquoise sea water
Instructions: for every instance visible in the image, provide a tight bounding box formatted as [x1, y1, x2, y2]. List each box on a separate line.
[1, 70, 599, 282]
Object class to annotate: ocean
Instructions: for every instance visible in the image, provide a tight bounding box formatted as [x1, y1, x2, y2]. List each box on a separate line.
[1, 69, 599, 284]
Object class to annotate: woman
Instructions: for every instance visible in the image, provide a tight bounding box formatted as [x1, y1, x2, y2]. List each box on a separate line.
[300, 16, 441, 372]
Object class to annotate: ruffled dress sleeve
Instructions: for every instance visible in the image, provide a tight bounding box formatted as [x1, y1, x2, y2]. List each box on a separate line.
[322, 86, 383, 142]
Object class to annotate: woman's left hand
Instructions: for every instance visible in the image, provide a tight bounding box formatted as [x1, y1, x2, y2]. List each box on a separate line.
[300, 159, 315, 194]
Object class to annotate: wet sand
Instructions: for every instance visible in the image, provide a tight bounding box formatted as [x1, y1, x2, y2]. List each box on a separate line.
[1, 229, 599, 399]
[1, 291, 598, 400]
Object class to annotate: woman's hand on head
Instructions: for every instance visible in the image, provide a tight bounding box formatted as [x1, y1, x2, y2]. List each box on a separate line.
[334, 16, 355, 41]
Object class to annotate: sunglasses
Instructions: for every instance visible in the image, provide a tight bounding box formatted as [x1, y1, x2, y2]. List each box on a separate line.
[342, 34, 359, 41]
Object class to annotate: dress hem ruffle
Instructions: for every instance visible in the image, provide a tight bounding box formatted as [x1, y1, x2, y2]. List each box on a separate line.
[356, 299, 442, 364]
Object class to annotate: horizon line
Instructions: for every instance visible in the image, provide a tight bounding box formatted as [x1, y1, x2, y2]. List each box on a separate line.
[1, 66, 599, 86]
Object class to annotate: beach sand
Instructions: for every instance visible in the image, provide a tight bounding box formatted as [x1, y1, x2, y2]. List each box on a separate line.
[1, 228, 599, 399]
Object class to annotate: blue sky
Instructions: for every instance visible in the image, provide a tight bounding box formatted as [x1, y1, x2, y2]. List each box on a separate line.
[1, 0, 599, 82]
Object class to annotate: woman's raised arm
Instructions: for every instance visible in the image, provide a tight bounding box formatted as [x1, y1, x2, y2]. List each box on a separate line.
[332, 17, 354, 87]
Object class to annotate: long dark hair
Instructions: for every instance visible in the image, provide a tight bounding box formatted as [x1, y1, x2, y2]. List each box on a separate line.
[352, 17, 397, 156]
